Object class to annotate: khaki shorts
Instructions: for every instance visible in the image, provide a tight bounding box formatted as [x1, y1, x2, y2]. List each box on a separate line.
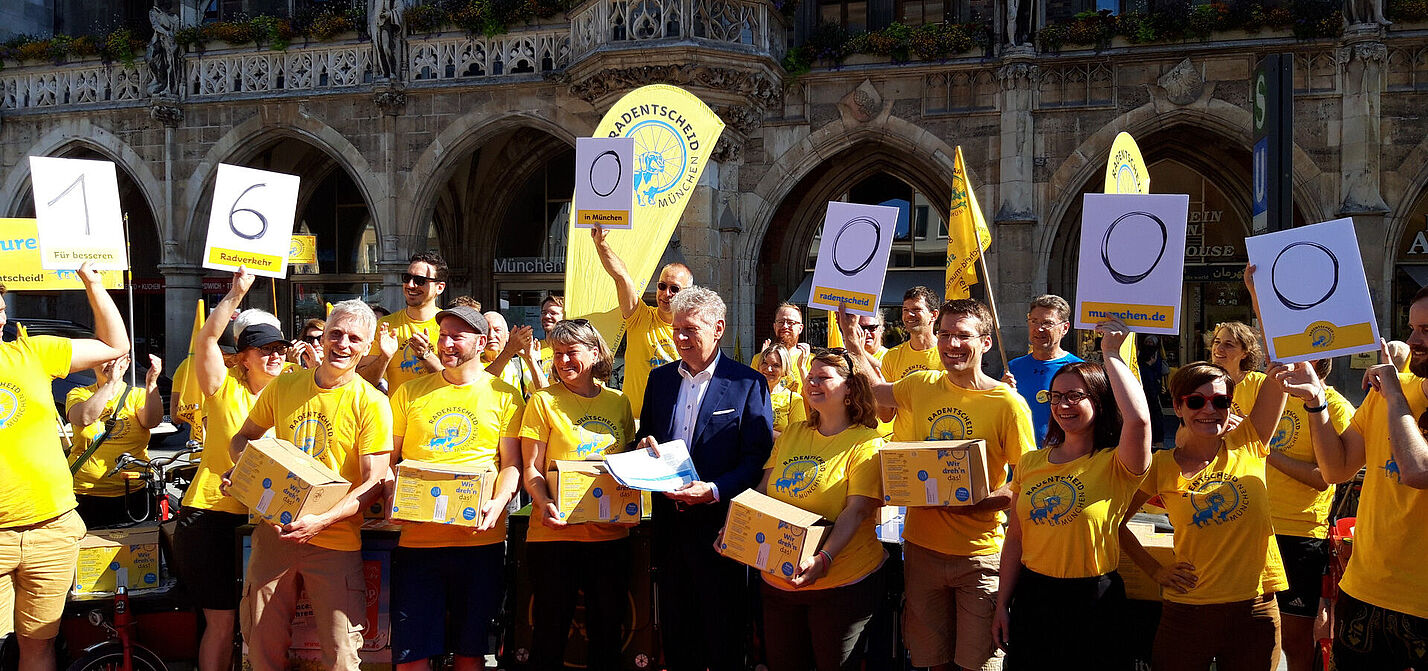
[240, 524, 366, 671]
[901, 542, 1003, 670]
[0, 510, 87, 639]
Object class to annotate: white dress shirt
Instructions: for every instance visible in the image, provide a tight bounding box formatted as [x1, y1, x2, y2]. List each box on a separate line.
[674, 352, 721, 500]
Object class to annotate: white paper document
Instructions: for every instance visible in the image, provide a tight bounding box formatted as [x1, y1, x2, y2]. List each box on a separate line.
[604, 440, 701, 492]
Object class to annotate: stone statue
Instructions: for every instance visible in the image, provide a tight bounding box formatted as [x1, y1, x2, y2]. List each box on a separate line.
[370, 0, 405, 81]
[146, 5, 183, 97]
[1006, 0, 1034, 47]
[1344, 0, 1391, 26]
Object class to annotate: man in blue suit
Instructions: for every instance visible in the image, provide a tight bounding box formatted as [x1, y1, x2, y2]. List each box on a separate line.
[636, 286, 774, 671]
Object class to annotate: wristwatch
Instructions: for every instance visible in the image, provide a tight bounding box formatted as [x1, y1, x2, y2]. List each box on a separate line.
[1304, 395, 1327, 413]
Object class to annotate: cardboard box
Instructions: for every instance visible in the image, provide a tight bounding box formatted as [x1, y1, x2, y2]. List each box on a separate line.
[390, 460, 495, 526]
[547, 460, 642, 524]
[718, 490, 830, 580]
[73, 525, 161, 596]
[230, 437, 351, 526]
[880, 440, 991, 507]
[1119, 521, 1176, 601]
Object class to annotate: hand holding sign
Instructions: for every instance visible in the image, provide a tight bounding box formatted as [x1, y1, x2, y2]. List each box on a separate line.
[1244, 218, 1378, 363]
[29, 157, 128, 271]
[1074, 193, 1189, 335]
[202, 164, 301, 278]
[574, 137, 635, 230]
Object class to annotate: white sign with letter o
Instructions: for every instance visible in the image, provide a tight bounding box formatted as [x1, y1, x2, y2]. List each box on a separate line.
[574, 137, 634, 230]
[29, 156, 129, 271]
[202, 163, 301, 278]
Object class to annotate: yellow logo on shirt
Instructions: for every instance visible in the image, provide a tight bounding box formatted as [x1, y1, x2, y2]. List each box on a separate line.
[289, 413, 332, 459]
[1269, 413, 1300, 453]
[428, 408, 477, 452]
[773, 457, 823, 498]
[575, 416, 621, 457]
[927, 407, 974, 441]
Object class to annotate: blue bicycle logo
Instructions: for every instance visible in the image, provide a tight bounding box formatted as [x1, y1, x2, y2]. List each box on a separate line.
[628, 119, 688, 207]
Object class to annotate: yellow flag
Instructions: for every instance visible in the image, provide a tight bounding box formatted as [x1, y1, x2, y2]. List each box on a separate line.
[1104, 132, 1148, 383]
[827, 311, 843, 347]
[563, 85, 725, 349]
[945, 147, 991, 301]
[174, 300, 206, 434]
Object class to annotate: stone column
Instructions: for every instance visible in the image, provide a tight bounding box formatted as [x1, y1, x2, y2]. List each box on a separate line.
[995, 49, 1039, 356]
[1337, 26, 1390, 327]
[159, 265, 203, 366]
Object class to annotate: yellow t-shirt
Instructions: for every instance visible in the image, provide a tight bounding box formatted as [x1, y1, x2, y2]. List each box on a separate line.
[762, 422, 885, 591]
[0, 335, 77, 527]
[770, 383, 807, 433]
[623, 302, 677, 419]
[67, 385, 152, 497]
[1266, 386, 1353, 538]
[1138, 427, 1288, 605]
[183, 366, 259, 514]
[483, 351, 533, 398]
[377, 310, 441, 394]
[391, 371, 525, 548]
[171, 357, 205, 444]
[519, 383, 636, 543]
[1014, 447, 1147, 578]
[891, 371, 1035, 556]
[246, 369, 393, 551]
[1340, 373, 1428, 618]
[1229, 370, 1266, 419]
[880, 340, 943, 383]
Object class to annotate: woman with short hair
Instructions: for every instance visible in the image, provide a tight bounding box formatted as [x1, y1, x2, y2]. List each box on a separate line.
[519, 319, 636, 671]
[753, 347, 885, 671]
[758, 341, 807, 439]
[992, 319, 1151, 669]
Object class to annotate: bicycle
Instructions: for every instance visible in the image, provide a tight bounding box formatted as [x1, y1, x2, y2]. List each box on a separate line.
[63, 442, 203, 671]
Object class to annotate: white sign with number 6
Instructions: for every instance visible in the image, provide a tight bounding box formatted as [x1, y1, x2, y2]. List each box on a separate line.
[202, 163, 301, 278]
[29, 156, 129, 271]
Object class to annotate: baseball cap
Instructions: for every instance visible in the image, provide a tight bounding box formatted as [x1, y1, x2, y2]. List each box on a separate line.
[435, 306, 490, 335]
[236, 323, 287, 351]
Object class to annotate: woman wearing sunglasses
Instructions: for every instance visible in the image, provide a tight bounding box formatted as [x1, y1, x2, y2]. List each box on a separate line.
[518, 319, 636, 671]
[171, 267, 291, 671]
[751, 347, 886, 671]
[758, 341, 807, 439]
[991, 318, 1151, 669]
[1119, 355, 1296, 671]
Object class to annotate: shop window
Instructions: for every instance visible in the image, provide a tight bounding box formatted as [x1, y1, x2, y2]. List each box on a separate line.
[820, 0, 870, 32]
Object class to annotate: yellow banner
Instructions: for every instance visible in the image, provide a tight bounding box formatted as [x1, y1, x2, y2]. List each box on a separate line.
[175, 299, 206, 430]
[289, 235, 317, 264]
[944, 147, 991, 301]
[208, 247, 284, 273]
[0, 218, 124, 290]
[1081, 301, 1175, 331]
[1104, 132, 1147, 383]
[563, 86, 725, 348]
[1272, 320, 1377, 359]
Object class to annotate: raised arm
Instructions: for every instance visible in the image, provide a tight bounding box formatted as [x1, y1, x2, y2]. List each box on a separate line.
[1097, 319, 1152, 474]
[357, 322, 398, 386]
[590, 225, 641, 319]
[837, 303, 898, 409]
[68, 356, 128, 427]
[136, 355, 164, 430]
[1242, 263, 1290, 443]
[197, 269, 254, 396]
[68, 262, 130, 372]
[1277, 362, 1367, 484]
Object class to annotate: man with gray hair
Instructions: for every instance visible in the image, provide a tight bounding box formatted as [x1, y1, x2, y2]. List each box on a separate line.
[1004, 294, 1082, 447]
[635, 285, 774, 670]
[227, 299, 392, 671]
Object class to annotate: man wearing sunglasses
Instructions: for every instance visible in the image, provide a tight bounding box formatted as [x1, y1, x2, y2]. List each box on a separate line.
[839, 298, 1034, 671]
[359, 252, 447, 394]
[1004, 294, 1083, 448]
[1283, 304, 1428, 670]
[590, 225, 690, 419]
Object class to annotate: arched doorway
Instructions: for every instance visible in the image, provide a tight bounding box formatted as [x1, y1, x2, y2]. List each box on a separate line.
[754, 143, 953, 350]
[9, 145, 166, 357]
[1048, 142, 1306, 367]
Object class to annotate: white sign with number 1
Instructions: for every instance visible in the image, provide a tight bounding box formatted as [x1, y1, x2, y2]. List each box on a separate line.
[29, 156, 129, 271]
[202, 163, 301, 278]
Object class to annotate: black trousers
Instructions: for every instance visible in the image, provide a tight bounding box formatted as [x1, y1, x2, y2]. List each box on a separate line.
[1004, 566, 1131, 670]
[526, 538, 632, 671]
[655, 516, 751, 671]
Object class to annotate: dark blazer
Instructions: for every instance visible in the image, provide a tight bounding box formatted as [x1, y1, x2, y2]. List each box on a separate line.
[638, 353, 775, 532]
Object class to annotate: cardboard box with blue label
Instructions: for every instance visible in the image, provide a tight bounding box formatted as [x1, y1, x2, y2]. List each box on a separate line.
[73, 525, 161, 596]
[718, 489, 831, 581]
[880, 440, 990, 507]
[548, 460, 642, 524]
[230, 437, 351, 527]
[391, 460, 495, 526]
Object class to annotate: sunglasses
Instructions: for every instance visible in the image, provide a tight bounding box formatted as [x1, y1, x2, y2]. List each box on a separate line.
[656, 282, 683, 294]
[298, 334, 323, 344]
[258, 343, 291, 356]
[1180, 393, 1232, 411]
[812, 346, 856, 371]
[401, 272, 440, 287]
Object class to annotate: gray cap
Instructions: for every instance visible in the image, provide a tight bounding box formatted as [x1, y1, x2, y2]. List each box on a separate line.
[435, 306, 490, 335]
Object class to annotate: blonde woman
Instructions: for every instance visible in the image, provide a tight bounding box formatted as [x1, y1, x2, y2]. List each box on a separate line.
[759, 341, 807, 439]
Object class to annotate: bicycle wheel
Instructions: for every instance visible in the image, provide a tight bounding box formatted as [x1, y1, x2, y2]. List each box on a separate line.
[64, 642, 166, 671]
